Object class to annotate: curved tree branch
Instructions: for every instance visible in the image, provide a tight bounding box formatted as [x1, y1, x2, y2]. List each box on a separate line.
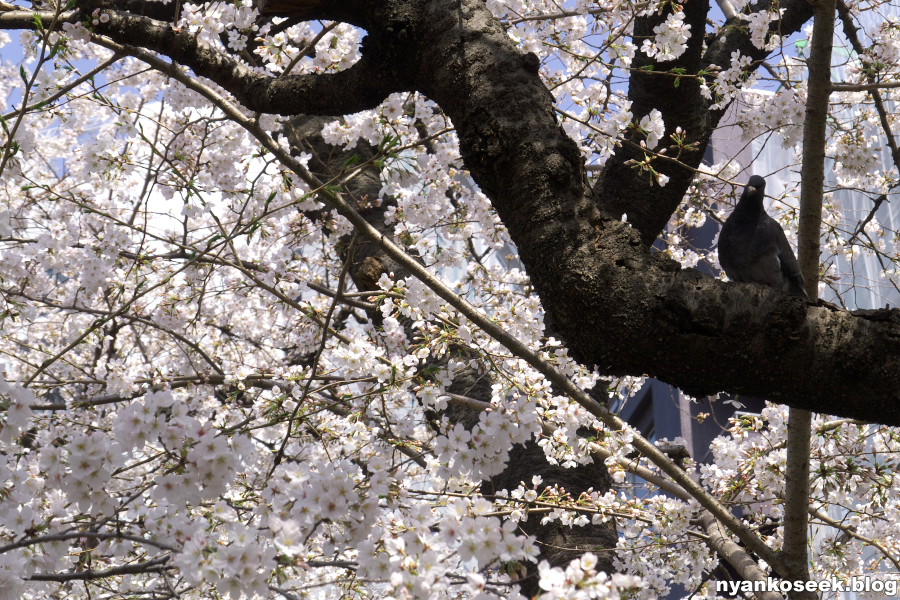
[1, 6, 406, 116]
[396, 0, 899, 418]
[3, 0, 897, 420]
[596, 0, 815, 245]
[594, 0, 712, 243]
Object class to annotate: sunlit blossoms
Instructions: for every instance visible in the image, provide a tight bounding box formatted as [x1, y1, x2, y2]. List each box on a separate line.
[0, 0, 898, 599]
[538, 554, 643, 600]
[641, 11, 692, 62]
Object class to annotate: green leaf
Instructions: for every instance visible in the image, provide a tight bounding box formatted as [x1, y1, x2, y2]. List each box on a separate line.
[19, 65, 29, 84]
[264, 189, 277, 209]
[48, 39, 63, 60]
[33, 13, 44, 31]
[378, 133, 401, 155]
[246, 221, 261, 241]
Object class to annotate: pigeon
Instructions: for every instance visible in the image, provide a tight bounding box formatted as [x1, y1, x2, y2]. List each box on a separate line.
[718, 175, 809, 300]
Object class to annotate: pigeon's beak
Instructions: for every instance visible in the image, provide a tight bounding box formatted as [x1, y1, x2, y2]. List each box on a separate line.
[748, 185, 758, 194]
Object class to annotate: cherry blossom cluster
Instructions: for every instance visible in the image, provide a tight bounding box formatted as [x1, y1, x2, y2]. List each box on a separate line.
[0, 0, 898, 598]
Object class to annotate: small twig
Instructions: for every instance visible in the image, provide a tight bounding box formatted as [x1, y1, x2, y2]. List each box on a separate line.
[0, 531, 176, 554]
[268, 232, 359, 474]
[278, 22, 338, 78]
[27, 557, 170, 582]
[307, 281, 378, 310]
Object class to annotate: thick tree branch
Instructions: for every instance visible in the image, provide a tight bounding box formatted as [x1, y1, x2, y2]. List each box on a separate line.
[594, 0, 711, 243]
[95, 9, 407, 114]
[4, 0, 897, 420]
[401, 0, 899, 420]
[699, 513, 784, 600]
[596, 0, 815, 245]
[5, 1, 897, 596]
[0, 7, 405, 116]
[170, 59, 789, 572]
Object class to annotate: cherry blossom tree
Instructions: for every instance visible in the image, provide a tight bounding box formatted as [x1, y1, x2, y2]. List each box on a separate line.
[0, 0, 898, 599]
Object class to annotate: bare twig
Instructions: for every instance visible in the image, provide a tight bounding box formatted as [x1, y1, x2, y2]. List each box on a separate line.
[782, 1, 835, 596]
[93, 30, 791, 580]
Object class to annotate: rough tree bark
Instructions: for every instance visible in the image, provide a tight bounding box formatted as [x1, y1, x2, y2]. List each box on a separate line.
[3, 0, 895, 594]
[27, 0, 893, 421]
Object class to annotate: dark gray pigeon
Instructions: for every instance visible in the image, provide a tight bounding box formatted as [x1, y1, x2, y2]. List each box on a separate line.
[718, 175, 809, 300]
